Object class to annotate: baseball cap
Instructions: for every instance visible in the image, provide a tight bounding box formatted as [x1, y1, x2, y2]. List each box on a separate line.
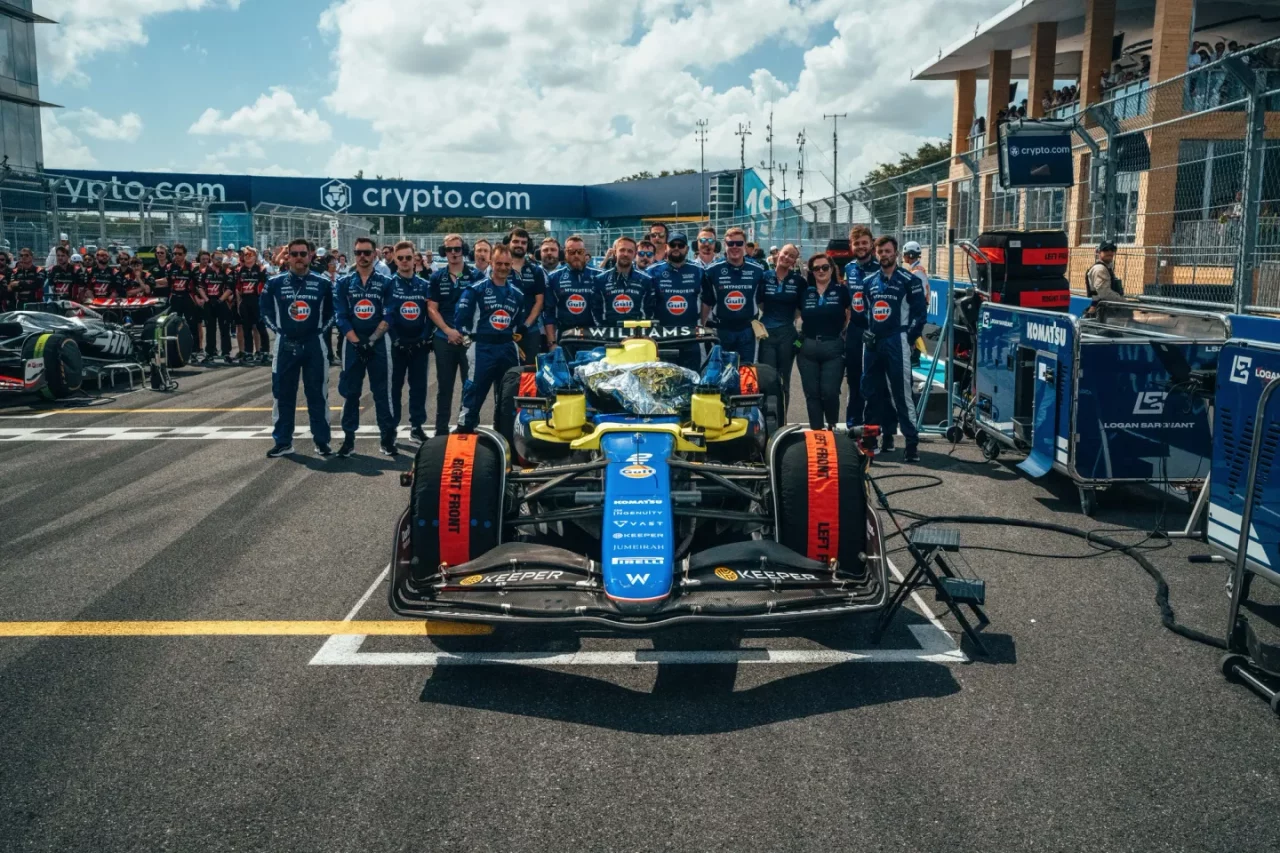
[667, 231, 689, 246]
[1098, 241, 1117, 252]
[59, 233, 69, 241]
[71, 253, 82, 263]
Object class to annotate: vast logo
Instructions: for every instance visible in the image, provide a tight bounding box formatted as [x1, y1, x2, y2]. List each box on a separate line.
[320, 179, 352, 213]
[489, 308, 512, 331]
[666, 295, 688, 315]
[1026, 321, 1067, 347]
[613, 294, 634, 314]
[871, 300, 891, 322]
[288, 300, 311, 321]
[724, 290, 746, 311]
[1231, 354, 1252, 385]
[566, 294, 587, 314]
[399, 302, 421, 321]
[353, 299, 376, 321]
[1133, 391, 1168, 415]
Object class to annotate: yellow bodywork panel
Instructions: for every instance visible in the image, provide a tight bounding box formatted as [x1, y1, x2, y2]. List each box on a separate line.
[601, 337, 659, 365]
[527, 392, 587, 441]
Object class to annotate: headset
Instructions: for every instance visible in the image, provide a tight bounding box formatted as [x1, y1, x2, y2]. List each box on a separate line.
[440, 238, 470, 263]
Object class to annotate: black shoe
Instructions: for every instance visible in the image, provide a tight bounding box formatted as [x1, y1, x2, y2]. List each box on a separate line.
[266, 443, 294, 458]
[903, 446, 921, 463]
[380, 441, 399, 457]
[410, 426, 428, 443]
[880, 440, 896, 454]
[327, 357, 339, 367]
[337, 435, 356, 458]
[454, 425, 475, 435]
[315, 442, 334, 457]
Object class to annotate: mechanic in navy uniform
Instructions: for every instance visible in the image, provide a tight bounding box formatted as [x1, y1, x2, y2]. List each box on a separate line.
[591, 236, 655, 327]
[504, 227, 546, 364]
[646, 231, 703, 371]
[85, 249, 127, 300]
[543, 234, 600, 348]
[700, 226, 766, 363]
[756, 243, 805, 405]
[45, 245, 87, 302]
[843, 225, 879, 429]
[334, 236, 396, 458]
[427, 234, 483, 438]
[454, 243, 526, 433]
[857, 235, 926, 463]
[261, 238, 334, 459]
[795, 252, 851, 431]
[9, 247, 44, 308]
[383, 240, 433, 444]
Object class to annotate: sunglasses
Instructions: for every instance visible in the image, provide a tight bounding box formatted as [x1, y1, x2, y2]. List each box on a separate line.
[443, 246, 463, 254]
[354, 248, 374, 256]
[668, 242, 687, 249]
[810, 264, 832, 272]
[396, 254, 415, 262]
[637, 251, 654, 258]
[698, 237, 715, 245]
[288, 250, 310, 258]
[725, 240, 745, 248]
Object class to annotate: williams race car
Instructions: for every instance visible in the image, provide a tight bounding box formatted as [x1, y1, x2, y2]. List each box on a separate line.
[390, 323, 889, 630]
[0, 298, 193, 399]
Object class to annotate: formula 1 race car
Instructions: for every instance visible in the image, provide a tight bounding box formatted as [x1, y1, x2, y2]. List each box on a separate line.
[390, 322, 890, 630]
[0, 298, 193, 399]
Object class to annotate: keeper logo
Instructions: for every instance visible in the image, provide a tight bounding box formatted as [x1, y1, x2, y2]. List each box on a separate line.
[1231, 354, 1252, 385]
[1133, 391, 1167, 415]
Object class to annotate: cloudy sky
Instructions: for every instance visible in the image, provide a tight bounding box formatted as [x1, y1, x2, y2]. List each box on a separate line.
[35, 0, 1005, 198]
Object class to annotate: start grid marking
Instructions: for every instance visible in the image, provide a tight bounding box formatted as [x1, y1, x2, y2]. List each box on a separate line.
[0, 426, 432, 441]
[307, 560, 969, 668]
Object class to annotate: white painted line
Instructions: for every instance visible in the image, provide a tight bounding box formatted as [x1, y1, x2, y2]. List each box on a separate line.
[887, 556, 954, 643]
[342, 564, 390, 622]
[0, 412, 55, 420]
[0, 425, 438, 441]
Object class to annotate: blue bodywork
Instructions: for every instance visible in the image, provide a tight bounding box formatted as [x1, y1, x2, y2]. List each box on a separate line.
[599, 431, 676, 604]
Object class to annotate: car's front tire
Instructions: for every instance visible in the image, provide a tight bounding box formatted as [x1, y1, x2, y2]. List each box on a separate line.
[23, 332, 83, 400]
[410, 432, 504, 582]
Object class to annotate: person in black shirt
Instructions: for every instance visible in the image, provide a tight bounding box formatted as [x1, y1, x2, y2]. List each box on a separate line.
[10, 247, 44, 308]
[0, 252, 11, 312]
[427, 233, 481, 436]
[795, 253, 851, 431]
[85, 249, 127, 300]
[122, 258, 152, 296]
[46, 246, 87, 302]
[234, 247, 270, 364]
[165, 244, 206, 358]
[201, 252, 236, 363]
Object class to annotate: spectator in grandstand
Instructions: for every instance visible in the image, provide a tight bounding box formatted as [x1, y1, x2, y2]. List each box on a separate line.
[647, 222, 669, 263]
[472, 238, 492, 275]
[636, 239, 656, 271]
[602, 245, 617, 270]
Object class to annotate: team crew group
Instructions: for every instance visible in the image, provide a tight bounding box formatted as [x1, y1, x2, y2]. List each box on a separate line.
[261, 221, 927, 463]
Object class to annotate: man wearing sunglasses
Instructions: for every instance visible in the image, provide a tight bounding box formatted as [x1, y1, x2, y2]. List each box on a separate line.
[427, 234, 483, 437]
[647, 223, 669, 264]
[544, 234, 600, 346]
[384, 240, 433, 444]
[646, 231, 703, 370]
[504, 227, 546, 364]
[635, 239, 657, 272]
[591, 235, 655, 326]
[857, 235, 925, 463]
[262, 238, 335, 459]
[10, 248, 45, 309]
[694, 227, 720, 269]
[843, 225, 879, 431]
[454, 243, 526, 433]
[86, 249, 126, 301]
[46, 246, 87, 303]
[700, 226, 766, 363]
[165, 244, 207, 359]
[334, 236, 396, 457]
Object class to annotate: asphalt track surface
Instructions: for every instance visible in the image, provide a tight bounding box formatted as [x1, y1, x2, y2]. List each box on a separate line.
[2, 359, 1279, 852]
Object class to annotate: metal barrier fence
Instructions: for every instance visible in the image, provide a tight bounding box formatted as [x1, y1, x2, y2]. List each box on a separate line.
[252, 204, 373, 256]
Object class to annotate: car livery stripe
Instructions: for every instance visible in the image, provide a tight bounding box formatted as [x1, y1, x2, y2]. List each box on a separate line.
[804, 430, 839, 565]
[439, 433, 477, 567]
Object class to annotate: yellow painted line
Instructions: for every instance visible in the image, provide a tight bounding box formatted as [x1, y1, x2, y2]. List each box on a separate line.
[43, 407, 349, 413]
[0, 620, 492, 637]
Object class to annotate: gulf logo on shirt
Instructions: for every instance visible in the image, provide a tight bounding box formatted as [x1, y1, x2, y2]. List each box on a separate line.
[400, 301, 422, 321]
[289, 300, 311, 321]
[666, 295, 688, 315]
[353, 299, 376, 321]
[724, 290, 746, 311]
[872, 300, 891, 322]
[613, 294, 634, 314]
[489, 308, 512, 331]
[852, 292, 866, 313]
[566, 294, 587, 315]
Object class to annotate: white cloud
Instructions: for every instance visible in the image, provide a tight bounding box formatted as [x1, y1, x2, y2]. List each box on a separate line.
[41, 111, 96, 168]
[35, 1, 241, 86]
[316, 0, 1003, 194]
[188, 87, 332, 143]
[73, 109, 144, 142]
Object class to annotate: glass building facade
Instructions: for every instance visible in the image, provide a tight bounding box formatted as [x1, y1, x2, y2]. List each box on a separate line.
[0, 0, 53, 173]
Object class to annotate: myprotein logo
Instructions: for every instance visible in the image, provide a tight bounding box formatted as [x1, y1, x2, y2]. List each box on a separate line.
[666, 295, 688, 315]
[724, 290, 746, 311]
[321, 179, 352, 213]
[1133, 391, 1167, 415]
[352, 299, 376, 321]
[566, 294, 587, 315]
[613, 294, 634, 314]
[1230, 354, 1252, 385]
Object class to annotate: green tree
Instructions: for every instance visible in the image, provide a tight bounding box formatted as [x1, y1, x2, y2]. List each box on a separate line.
[858, 138, 953, 232]
[614, 168, 696, 182]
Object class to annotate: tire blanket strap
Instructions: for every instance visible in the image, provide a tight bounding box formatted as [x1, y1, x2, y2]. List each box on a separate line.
[739, 365, 758, 394]
[519, 371, 537, 397]
[804, 430, 839, 565]
[438, 433, 478, 567]
[34, 333, 49, 358]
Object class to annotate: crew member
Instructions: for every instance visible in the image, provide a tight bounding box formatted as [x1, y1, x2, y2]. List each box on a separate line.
[165, 244, 206, 358]
[472, 239, 492, 276]
[334, 236, 396, 458]
[1086, 241, 1125, 304]
[384, 240, 432, 443]
[636, 239, 657, 272]
[843, 225, 878, 429]
[10, 248, 44, 308]
[858, 235, 926, 462]
[544, 235, 600, 351]
[700, 227, 765, 362]
[427, 234, 483, 438]
[454, 243, 525, 433]
[505, 228, 546, 363]
[901, 241, 930, 367]
[123, 258, 152, 297]
[85, 249, 126, 300]
[150, 245, 171, 299]
[757, 243, 804, 405]
[45, 246, 86, 302]
[646, 231, 702, 370]
[539, 237, 564, 277]
[0, 251, 11, 312]
[592, 236, 655, 326]
[795, 253, 850, 431]
[694, 227, 719, 268]
[201, 252, 236, 364]
[647, 223, 669, 264]
[234, 247, 270, 365]
[261, 238, 334, 459]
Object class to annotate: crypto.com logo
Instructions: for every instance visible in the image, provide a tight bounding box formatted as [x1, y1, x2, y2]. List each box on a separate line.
[320, 179, 352, 213]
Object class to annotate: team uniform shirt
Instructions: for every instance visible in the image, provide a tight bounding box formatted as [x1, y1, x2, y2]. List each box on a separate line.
[122, 269, 152, 295]
[0, 265, 10, 310]
[164, 261, 199, 302]
[857, 266, 927, 340]
[235, 264, 268, 301]
[335, 270, 392, 340]
[383, 274, 433, 344]
[759, 267, 806, 329]
[201, 266, 235, 301]
[508, 261, 546, 331]
[11, 264, 44, 306]
[545, 265, 602, 329]
[45, 263, 85, 300]
[700, 260, 766, 331]
[261, 270, 334, 339]
[454, 277, 527, 341]
[85, 266, 126, 300]
[427, 264, 484, 339]
[591, 267, 655, 325]
[843, 257, 879, 331]
[646, 261, 702, 327]
[693, 253, 721, 270]
[799, 283, 851, 338]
